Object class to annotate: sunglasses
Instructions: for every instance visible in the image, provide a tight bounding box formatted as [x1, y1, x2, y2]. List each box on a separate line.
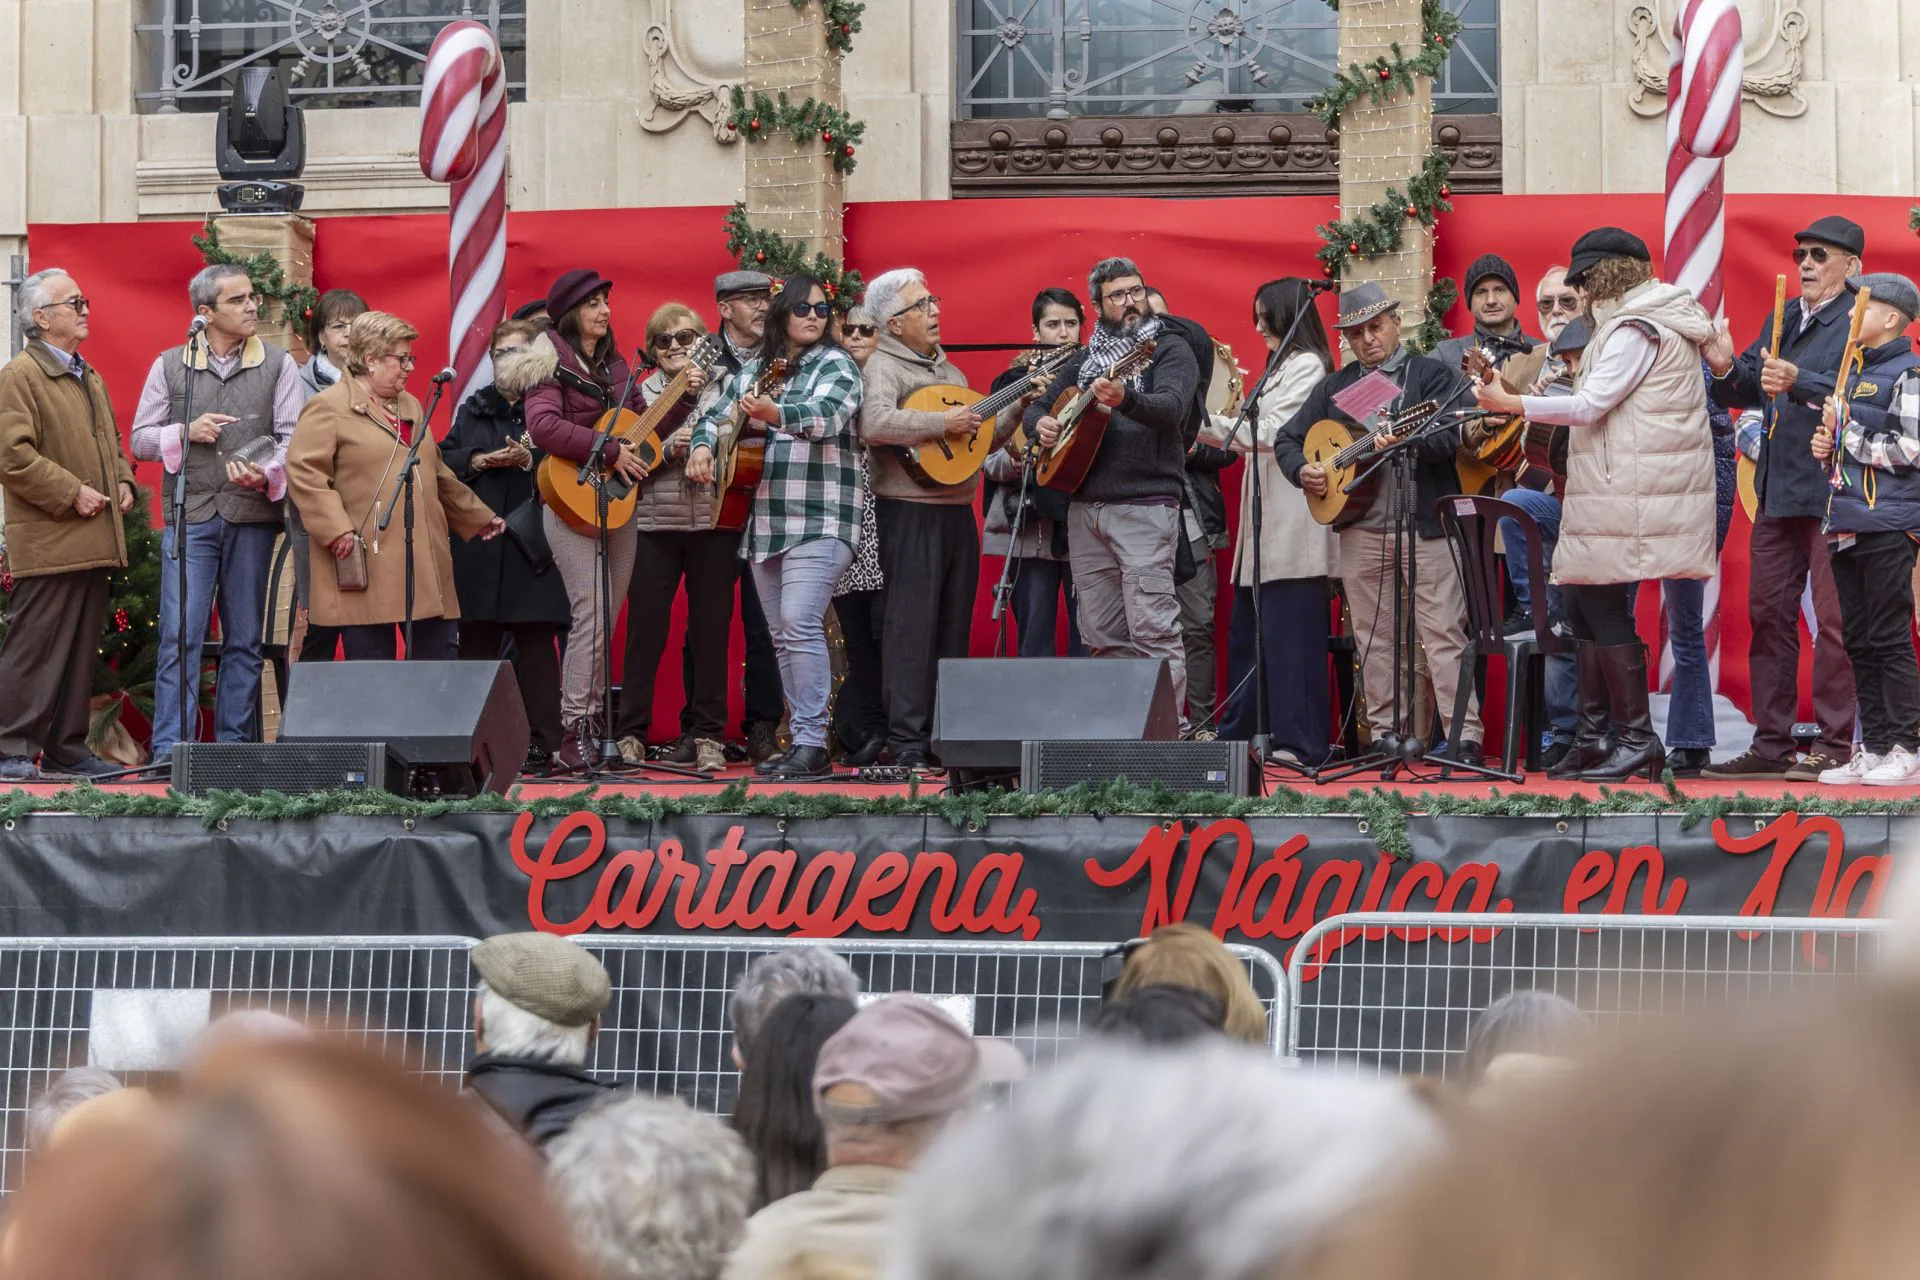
[652, 328, 702, 349]
[1792, 245, 1836, 265]
[843, 323, 877, 338]
[44, 295, 90, 314]
[1537, 292, 1582, 314]
[792, 301, 834, 320]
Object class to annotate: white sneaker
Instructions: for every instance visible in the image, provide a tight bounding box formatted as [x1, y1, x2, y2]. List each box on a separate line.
[1862, 745, 1920, 787]
[1818, 750, 1881, 784]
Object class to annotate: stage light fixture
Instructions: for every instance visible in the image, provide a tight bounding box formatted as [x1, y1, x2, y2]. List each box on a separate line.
[215, 67, 306, 213]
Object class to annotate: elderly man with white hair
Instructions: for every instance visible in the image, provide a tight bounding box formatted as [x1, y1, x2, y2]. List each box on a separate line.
[0, 267, 137, 780]
[856, 266, 987, 770]
[464, 930, 614, 1148]
[890, 1042, 1437, 1280]
[728, 945, 861, 1067]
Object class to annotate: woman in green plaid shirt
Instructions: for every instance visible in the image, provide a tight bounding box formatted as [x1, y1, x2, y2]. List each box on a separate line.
[688, 275, 865, 779]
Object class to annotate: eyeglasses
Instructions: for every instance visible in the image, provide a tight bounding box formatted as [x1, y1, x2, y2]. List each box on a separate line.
[843, 324, 877, 338]
[726, 293, 772, 308]
[1102, 285, 1148, 306]
[379, 353, 417, 367]
[1537, 292, 1582, 314]
[652, 328, 702, 349]
[324, 319, 354, 334]
[1792, 245, 1834, 265]
[43, 296, 89, 314]
[793, 301, 835, 320]
[891, 295, 941, 318]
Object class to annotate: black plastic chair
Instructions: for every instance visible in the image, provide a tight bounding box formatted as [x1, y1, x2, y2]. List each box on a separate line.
[1435, 494, 1574, 777]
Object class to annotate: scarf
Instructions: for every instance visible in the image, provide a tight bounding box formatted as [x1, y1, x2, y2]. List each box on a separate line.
[1079, 314, 1163, 391]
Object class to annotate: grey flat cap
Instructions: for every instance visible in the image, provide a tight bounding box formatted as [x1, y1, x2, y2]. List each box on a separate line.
[472, 932, 611, 1028]
[1549, 315, 1593, 356]
[715, 269, 774, 300]
[1850, 273, 1920, 323]
[1335, 282, 1400, 330]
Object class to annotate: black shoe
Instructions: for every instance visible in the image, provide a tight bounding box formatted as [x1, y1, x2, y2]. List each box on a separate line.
[839, 737, 885, 767]
[1667, 747, 1711, 778]
[1578, 643, 1666, 782]
[722, 739, 749, 764]
[51, 754, 119, 779]
[0, 755, 40, 782]
[522, 746, 557, 777]
[1540, 740, 1573, 772]
[1501, 605, 1533, 638]
[1447, 740, 1484, 769]
[1550, 641, 1614, 779]
[754, 750, 792, 777]
[650, 735, 697, 765]
[894, 750, 932, 772]
[1700, 748, 1793, 781]
[746, 721, 783, 763]
[760, 745, 832, 779]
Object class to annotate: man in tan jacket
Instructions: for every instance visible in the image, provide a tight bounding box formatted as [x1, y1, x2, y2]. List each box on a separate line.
[0, 268, 137, 780]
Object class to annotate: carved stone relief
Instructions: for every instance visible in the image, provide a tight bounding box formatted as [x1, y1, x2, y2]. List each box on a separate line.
[1627, 0, 1809, 119]
[639, 0, 744, 141]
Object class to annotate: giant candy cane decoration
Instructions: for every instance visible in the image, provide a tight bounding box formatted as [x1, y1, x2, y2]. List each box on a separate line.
[420, 20, 508, 412]
[1657, 0, 1741, 696]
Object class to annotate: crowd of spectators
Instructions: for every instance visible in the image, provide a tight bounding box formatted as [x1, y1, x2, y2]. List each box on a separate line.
[9, 922, 1910, 1280]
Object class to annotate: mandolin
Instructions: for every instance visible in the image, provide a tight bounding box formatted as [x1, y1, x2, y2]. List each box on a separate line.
[537, 334, 725, 535]
[711, 358, 791, 532]
[1454, 345, 1546, 495]
[893, 344, 1078, 488]
[1035, 338, 1158, 492]
[1300, 399, 1442, 528]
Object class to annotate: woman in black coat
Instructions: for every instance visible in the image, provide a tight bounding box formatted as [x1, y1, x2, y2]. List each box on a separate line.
[440, 320, 570, 767]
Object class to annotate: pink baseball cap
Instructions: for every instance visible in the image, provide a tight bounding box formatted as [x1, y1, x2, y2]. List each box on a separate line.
[814, 993, 1027, 1123]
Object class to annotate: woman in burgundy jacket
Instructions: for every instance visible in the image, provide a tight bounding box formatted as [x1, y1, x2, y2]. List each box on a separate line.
[524, 268, 650, 768]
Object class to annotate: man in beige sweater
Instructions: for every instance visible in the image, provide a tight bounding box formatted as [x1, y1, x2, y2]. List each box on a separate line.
[857, 267, 985, 768]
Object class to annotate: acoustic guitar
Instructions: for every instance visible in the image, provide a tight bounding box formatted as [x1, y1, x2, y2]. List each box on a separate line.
[1300, 399, 1442, 528]
[893, 344, 1078, 488]
[537, 334, 725, 536]
[1454, 345, 1550, 494]
[711, 358, 791, 532]
[1035, 338, 1158, 492]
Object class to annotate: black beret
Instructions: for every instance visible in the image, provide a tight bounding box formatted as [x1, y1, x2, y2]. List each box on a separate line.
[1566, 227, 1652, 284]
[1795, 215, 1866, 258]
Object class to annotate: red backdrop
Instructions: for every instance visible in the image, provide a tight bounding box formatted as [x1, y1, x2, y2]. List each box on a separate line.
[30, 193, 1920, 738]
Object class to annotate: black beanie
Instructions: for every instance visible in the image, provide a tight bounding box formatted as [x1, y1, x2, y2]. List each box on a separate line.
[1462, 253, 1520, 303]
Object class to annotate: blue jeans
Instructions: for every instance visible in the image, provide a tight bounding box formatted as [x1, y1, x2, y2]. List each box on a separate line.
[1009, 558, 1086, 657]
[152, 515, 278, 756]
[750, 538, 855, 749]
[1499, 488, 1575, 741]
[1654, 576, 1715, 750]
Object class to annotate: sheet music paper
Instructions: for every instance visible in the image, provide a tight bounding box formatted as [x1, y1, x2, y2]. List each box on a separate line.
[1331, 370, 1402, 424]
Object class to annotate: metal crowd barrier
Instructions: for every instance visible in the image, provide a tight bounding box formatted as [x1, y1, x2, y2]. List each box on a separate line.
[579, 936, 1289, 1115]
[1285, 911, 1889, 1077]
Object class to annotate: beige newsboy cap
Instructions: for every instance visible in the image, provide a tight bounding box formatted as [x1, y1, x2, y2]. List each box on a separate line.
[472, 932, 611, 1027]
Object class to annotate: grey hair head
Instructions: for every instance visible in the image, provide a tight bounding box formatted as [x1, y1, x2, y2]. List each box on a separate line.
[1462, 990, 1590, 1084]
[16, 268, 70, 341]
[190, 263, 251, 311]
[547, 1094, 754, 1280]
[26, 1066, 122, 1151]
[730, 948, 860, 1055]
[476, 980, 592, 1065]
[844, 301, 877, 327]
[891, 1043, 1437, 1280]
[1088, 257, 1144, 305]
[862, 268, 926, 331]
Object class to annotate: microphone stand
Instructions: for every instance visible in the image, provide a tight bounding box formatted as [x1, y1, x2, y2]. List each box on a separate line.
[990, 446, 1039, 657]
[374, 372, 454, 658]
[170, 320, 203, 757]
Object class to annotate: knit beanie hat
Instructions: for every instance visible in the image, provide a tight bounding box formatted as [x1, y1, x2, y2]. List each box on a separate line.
[1462, 254, 1520, 303]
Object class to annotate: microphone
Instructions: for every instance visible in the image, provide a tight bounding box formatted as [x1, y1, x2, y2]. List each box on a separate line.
[1304, 279, 1339, 294]
[432, 367, 457, 385]
[186, 315, 209, 339]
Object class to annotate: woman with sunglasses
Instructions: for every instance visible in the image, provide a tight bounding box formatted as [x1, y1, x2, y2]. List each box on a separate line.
[611, 303, 730, 773]
[828, 303, 888, 766]
[687, 276, 865, 780]
[523, 268, 652, 769]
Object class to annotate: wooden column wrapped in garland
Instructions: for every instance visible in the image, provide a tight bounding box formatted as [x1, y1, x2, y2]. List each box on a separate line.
[196, 215, 319, 360]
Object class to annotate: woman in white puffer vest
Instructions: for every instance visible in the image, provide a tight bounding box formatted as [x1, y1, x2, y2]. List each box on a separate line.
[1474, 227, 1718, 782]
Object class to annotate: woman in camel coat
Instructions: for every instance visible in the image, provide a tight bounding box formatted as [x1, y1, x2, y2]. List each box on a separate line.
[286, 311, 502, 660]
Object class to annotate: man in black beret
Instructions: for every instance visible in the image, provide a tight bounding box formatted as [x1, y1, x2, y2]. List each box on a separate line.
[1700, 215, 1864, 781]
[1434, 253, 1541, 372]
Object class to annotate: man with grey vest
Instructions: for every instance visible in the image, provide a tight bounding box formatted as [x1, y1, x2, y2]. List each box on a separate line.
[130, 263, 304, 759]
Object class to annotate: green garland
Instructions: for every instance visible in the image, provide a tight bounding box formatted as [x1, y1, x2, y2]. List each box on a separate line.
[724, 202, 865, 308]
[726, 88, 867, 174]
[191, 222, 321, 338]
[1310, 0, 1464, 353]
[794, 0, 865, 55]
[6, 778, 1913, 861]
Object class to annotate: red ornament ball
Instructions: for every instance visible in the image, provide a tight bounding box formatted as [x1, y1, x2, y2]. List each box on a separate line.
[1378, 67, 1391, 80]
[1348, 242, 1361, 254]
[843, 144, 855, 157]
[1440, 184, 1451, 197]
[749, 118, 761, 131]
[1404, 206, 1419, 219]
[754, 250, 767, 263]
[822, 130, 833, 143]
[824, 283, 838, 297]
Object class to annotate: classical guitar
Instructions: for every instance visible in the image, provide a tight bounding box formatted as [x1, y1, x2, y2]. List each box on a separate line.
[711, 358, 791, 532]
[537, 334, 725, 535]
[894, 344, 1078, 488]
[1035, 338, 1158, 492]
[1454, 345, 1543, 495]
[1300, 399, 1443, 528]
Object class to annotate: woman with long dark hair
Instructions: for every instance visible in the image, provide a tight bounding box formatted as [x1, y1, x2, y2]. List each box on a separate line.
[729, 992, 858, 1211]
[687, 275, 865, 780]
[1201, 278, 1338, 763]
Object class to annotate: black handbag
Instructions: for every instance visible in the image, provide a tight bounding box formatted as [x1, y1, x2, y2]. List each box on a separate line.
[504, 496, 555, 576]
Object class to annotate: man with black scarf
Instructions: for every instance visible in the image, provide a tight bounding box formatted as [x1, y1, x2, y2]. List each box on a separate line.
[1026, 258, 1200, 728]
[1433, 253, 1542, 373]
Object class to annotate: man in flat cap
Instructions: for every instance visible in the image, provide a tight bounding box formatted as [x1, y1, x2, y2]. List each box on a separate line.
[1808, 273, 1920, 786]
[1273, 282, 1484, 764]
[464, 930, 613, 1148]
[1434, 253, 1542, 373]
[724, 993, 1024, 1280]
[1702, 214, 1865, 782]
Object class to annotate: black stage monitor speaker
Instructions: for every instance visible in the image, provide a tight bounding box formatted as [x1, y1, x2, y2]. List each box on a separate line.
[1020, 739, 1251, 796]
[281, 660, 529, 797]
[171, 741, 390, 796]
[932, 658, 1179, 770]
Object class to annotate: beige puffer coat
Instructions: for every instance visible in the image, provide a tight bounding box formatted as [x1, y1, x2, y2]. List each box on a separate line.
[1553, 280, 1718, 586]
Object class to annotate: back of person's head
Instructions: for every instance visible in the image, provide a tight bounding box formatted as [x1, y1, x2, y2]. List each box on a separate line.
[5, 1038, 589, 1280]
[472, 931, 612, 1067]
[1304, 983, 1920, 1280]
[894, 1042, 1436, 1280]
[731, 992, 859, 1209]
[25, 1066, 123, 1151]
[1460, 990, 1590, 1086]
[730, 948, 860, 1058]
[547, 1094, 753, 1280]
[1090, 984, 1226, 1046]
[1111, 924, 1268, 1045]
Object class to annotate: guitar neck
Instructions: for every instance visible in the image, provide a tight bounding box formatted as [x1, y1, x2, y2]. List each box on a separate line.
[621, 366, 696, 440]
[976, 351, 1070, 419]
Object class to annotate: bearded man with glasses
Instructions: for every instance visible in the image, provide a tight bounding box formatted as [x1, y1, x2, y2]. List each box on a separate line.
[1701, 215, 1865, 782]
